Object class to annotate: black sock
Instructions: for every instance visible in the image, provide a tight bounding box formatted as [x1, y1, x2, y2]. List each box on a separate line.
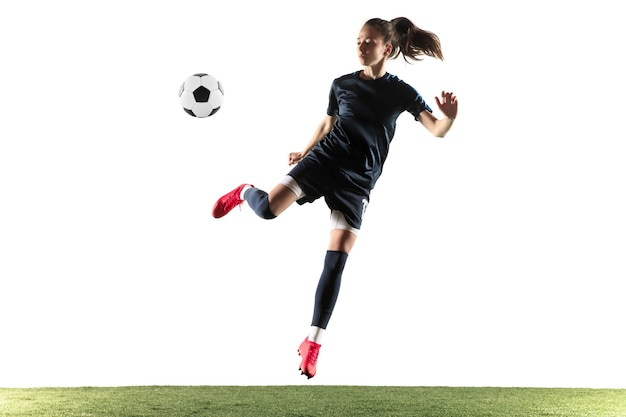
[311, 250, 349, 329]
[243, 187, 276, 219]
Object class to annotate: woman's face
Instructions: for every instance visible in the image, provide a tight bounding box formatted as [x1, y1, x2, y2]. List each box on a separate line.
[356, 25, 390, 66]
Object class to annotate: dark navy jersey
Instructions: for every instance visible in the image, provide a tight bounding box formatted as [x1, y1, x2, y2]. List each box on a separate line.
[310, 71, 432, 190]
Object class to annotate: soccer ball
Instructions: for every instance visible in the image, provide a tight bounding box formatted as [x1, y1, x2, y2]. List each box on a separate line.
[179, 73, 224, 118]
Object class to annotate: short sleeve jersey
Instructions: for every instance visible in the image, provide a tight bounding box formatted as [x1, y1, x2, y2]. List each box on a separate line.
[311, 71, 432, 190]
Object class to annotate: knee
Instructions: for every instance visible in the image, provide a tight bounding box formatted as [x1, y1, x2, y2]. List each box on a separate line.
[259, 204, 277, 219]
[244, 188, 277, 219]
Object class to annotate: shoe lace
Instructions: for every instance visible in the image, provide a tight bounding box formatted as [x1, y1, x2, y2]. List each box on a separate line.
[306, 343, 320, 364]
[223, 190, 243, 209]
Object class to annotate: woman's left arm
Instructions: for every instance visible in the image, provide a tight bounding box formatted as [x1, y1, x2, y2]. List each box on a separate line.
[418, 91, 458, 138]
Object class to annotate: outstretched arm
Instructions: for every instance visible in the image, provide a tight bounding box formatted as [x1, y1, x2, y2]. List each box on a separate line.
[289, 115, 338, 165]
[418, 91, 458, 138]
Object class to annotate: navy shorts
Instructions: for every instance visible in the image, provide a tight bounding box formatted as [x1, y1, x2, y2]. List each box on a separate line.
[287, 154, 370, 229]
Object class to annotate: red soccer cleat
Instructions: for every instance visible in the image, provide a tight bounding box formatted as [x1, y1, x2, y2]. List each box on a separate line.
[212, 184, 253, 218]
[298, 338, 321, 379]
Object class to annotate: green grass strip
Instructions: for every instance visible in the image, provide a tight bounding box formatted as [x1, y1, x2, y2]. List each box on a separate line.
[1, 386, 625, 417]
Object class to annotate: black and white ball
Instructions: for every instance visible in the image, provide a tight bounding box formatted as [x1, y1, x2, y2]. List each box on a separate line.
[179, 73, 224, 118]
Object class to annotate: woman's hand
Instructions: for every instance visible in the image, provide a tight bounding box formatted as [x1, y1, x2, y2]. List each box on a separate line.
[288, 115, 337, 165]
[435, 91, 458, 120]
[289, 151, 306, 165]
[417, 91, 458, 137]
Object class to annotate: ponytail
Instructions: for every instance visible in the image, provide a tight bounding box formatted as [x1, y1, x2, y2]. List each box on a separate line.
[364, 17, 444, 62]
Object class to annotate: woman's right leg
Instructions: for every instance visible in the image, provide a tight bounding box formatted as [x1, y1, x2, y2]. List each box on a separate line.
[267, 183, 300, 216]
[244, 179, 301, 218]
[212, 177, 302, 219]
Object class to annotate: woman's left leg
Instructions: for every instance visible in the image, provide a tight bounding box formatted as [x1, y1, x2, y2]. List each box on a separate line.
[299, 214, 358, 378]
[309, 228, 356, 329]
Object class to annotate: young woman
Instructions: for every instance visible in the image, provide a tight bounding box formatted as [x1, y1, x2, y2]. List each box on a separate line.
[212, 17, 458, 379]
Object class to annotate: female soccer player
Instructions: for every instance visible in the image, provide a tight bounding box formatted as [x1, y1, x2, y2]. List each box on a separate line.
[212, 17, 458, 379]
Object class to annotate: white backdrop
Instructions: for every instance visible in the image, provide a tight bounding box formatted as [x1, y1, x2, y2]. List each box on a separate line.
[1, 1, 624, 388]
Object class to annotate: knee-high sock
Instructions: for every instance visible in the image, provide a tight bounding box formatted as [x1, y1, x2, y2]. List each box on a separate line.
[311, 250, 349, 329]
[243, 187, 276, 219]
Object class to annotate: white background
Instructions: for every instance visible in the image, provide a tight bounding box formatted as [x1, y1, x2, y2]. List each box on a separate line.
[1, 1, 624, 388]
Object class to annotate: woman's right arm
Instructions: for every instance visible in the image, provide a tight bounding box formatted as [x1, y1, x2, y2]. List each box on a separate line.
[288, 115, 338, 165]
